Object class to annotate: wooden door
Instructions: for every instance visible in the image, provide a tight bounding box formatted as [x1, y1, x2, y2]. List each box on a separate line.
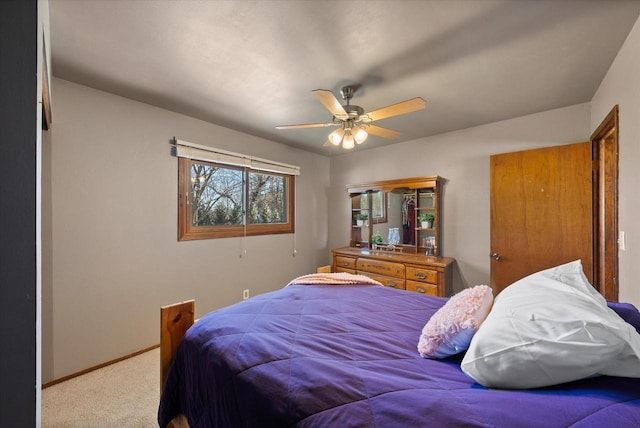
[490, 142, 593, 294]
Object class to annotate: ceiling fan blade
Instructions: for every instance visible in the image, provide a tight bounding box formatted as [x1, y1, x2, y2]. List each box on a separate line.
[276, 122, 337, 130]
[366, 97, 426, 122]
[366, 124, 401, 139]
[313, 89, 348, 118]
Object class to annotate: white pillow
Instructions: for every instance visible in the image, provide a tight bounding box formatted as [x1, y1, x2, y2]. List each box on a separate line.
[461, 260, 640, 389]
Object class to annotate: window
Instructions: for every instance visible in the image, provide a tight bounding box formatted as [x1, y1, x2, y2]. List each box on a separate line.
[361, 191, 387, 223]
[178, 157, 295, 241]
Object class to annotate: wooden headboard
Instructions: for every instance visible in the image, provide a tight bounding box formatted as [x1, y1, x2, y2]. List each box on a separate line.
[160, 300, 195, 393]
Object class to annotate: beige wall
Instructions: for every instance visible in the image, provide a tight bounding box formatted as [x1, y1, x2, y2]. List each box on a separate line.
[591, 15, 640, 306]
[328, 103, 591, 293]
[44, 78, 330, 382]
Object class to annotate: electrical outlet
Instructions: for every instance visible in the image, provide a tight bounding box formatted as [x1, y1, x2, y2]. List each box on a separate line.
[243, 289, 250, 300]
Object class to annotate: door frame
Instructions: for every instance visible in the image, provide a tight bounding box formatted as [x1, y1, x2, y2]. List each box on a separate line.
[591, 105, 619, 301]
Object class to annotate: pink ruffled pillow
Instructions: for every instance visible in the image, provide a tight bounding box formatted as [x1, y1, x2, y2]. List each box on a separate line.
[418, 285, 493, 359]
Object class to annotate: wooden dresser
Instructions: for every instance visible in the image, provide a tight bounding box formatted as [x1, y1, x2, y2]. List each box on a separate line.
[332, 247, 455, 297]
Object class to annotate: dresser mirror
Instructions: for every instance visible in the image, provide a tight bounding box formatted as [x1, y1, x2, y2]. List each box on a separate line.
[373, 188, 410, 244]
[347, 176, 442, 255]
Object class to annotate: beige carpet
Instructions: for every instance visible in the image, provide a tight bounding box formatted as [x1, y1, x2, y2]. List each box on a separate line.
[42, 348, 160, 427]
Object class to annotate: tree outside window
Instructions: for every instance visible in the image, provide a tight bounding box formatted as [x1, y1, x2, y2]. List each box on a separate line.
[178, 158, 294, 240]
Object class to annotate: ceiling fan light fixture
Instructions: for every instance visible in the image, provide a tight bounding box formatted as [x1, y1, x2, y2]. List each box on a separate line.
[276, 86, 426, 150]
[342, 131, 355, 149]
[354, 127, 368, 144]
[328, 128, 345, 145]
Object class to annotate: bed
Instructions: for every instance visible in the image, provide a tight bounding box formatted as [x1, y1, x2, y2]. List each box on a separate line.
[158, 263, 640, 427]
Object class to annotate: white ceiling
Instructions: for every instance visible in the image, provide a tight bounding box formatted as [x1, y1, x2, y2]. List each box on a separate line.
[49, 0, 640, 155]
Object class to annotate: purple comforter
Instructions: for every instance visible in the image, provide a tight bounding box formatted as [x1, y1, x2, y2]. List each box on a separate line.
[159, 284, 640, 427]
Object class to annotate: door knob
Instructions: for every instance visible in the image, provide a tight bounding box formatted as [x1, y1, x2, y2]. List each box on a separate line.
[490, 253, 502, 261]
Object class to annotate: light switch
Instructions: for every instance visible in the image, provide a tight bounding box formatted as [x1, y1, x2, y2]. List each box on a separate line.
[619, 231, 626, 251]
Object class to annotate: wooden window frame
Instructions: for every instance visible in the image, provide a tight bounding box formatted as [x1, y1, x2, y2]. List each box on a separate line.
[178, 157, 295, 241]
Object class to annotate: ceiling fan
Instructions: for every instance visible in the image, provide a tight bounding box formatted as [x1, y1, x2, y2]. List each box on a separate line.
[276, 85, 426, 149]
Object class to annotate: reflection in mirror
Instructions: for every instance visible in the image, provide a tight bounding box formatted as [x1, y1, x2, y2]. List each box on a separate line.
[351, 191, 385, 247]
[372, 188, 414, 246]
[360, 191, 387, 221]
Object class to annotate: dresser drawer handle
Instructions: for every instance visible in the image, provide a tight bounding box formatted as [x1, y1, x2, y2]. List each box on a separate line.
[416, 286, 427, 294]
[340, 261, 350, 267]
[388, 281, 398, 288]
[415, 273, 427, 280]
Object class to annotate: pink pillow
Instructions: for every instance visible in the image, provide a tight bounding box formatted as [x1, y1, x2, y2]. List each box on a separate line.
[418, 285, 493, 359]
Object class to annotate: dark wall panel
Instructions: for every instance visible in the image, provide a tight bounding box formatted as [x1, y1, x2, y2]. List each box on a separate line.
[0, 0, 38, 426]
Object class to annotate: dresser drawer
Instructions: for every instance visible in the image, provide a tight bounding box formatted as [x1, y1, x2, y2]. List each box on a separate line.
[364, 272, 406, 290]
[406, 280, 437, 296]
[331, 247, 454, 298]
[406, 266, 438, 284]
[335, 256, 356, 270]
[357, 258, 405, 278]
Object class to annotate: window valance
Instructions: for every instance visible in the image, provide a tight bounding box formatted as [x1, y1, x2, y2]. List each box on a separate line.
[172, 137, 301, 176]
